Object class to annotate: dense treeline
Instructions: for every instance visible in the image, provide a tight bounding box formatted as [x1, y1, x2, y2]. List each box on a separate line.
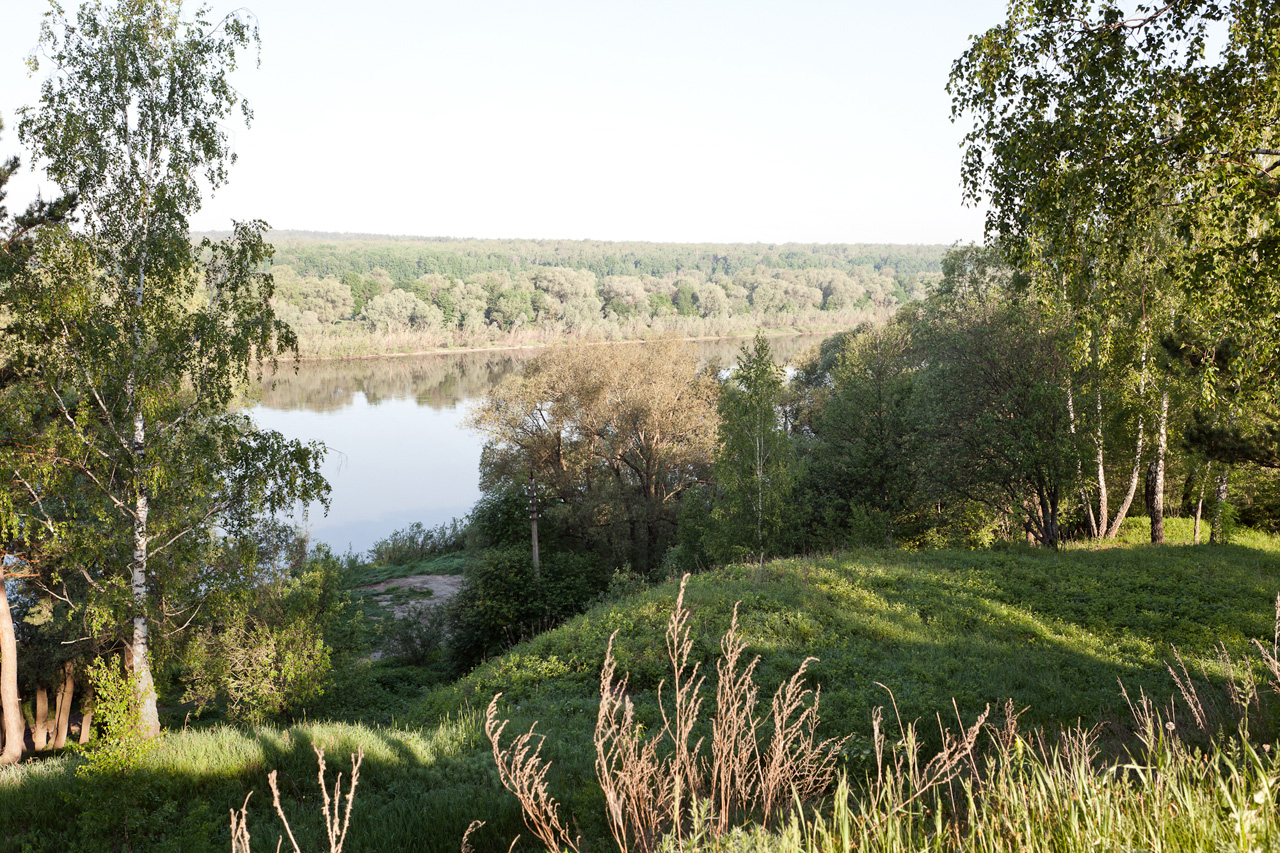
[250, 232, 948, 280]
[446, 234, 1280, 667]
[202, 233, 946, 355]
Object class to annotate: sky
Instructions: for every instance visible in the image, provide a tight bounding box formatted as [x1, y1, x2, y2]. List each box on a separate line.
[0, 1, 1009, 245]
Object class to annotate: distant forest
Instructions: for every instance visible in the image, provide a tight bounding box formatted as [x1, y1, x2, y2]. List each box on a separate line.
[196, 232, 949, 356]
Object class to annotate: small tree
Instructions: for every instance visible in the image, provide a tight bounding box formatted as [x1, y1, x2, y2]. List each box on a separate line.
[805, 321, 916, 546]
[913, 289, 1085, 549]
[710, 333, 795, 566]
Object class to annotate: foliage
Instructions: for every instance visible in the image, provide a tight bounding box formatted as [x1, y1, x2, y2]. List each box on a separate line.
[789, 256, 1089, 550]
[709, 333, 797, 565]
[6, 0, 330, 735]
[463, 485, 543, 552]
[467, 341, 718, 574]
[368, 519, 466, 567]
[380, 605, 449, 667]
[446, 546, 610, 672]
[217, 234, 951, 357]
[795, 320, 918, 547]
[0, 112, 78, 766]
[78, 655, 156, 775]
[912, 286, 1085, 548]
[950, 1, 1280, 371]
[182, 548, 362, 725]
[948, 0, 1280, 513]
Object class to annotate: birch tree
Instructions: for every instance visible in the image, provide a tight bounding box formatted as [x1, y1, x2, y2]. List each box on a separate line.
[949, 0, 1280, 540]
[710, 333, 795, 566]
[12, 0, 328, 736]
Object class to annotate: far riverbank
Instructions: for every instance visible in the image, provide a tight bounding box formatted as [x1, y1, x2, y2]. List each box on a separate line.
[287, 318, 862, 361]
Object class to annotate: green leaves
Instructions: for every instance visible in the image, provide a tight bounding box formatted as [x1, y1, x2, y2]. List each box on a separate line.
[950, 0, 1280, 394]
[710, 333, 796, 565]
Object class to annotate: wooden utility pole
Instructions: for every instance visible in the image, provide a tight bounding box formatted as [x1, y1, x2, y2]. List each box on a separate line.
[528, 470, 540, 581]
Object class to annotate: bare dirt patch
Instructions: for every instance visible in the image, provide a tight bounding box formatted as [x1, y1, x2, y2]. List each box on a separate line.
[360, 573, 464, 619]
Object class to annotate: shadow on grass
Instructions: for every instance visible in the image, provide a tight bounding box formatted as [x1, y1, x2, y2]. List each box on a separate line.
[0, 718, 523, 853]
[3, 538, 1277, 853]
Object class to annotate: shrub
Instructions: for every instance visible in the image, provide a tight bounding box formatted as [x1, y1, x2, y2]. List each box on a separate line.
[382, 604, 448, 666]
[447, 547, 610, 672]
[180, 547, 364, 724]
[368, 519, 466, 566]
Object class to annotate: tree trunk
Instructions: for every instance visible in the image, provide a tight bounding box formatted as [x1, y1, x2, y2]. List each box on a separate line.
[1105, 417, 1144, 538]
[1146, 389, 1168, 544]
[33, 685, 49, 751]
[79, 681, 95, 745]
[132, 485, 161, 737]
[130, 389, 160, 736]
[129, 228, 160, 738]
[1209, 467, 1231, 544]
[1194, 463, 1209, 545]
[52, 662, 74, 750]
[1095, 387, 1109, 536]
[0, 571, 23, 766]
[1066, 379, 1098, 538]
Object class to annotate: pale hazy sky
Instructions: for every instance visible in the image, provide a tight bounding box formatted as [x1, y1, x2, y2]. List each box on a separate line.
[1, 1, 1008, 245]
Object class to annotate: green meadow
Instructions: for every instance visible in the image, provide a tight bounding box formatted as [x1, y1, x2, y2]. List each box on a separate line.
[4, 518, 1278, 852]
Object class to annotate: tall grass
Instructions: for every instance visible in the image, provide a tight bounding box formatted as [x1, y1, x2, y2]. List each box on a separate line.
[661, 597, 1280, 853]
[486, 577, 847, 853]
[670, 715, 1280, 853]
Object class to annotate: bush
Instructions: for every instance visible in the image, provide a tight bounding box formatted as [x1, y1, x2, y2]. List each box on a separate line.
[179, 546, 365, 724]
[368, 519, 466, 566]
[447, 546, 610, 672]
[465, 485, 533, 550]
[382, 604, 448, 666]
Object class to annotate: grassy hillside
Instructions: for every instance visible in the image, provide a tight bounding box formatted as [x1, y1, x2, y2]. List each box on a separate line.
[3, 522, 1278, 852]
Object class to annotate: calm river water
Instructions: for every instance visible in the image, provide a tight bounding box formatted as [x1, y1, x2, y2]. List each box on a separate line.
[251, 335, 829, 556]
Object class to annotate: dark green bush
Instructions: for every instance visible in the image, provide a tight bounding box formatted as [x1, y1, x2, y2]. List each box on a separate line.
[178, 545, 366, 724]
[447, 546, 610, 672]
[382, 604, 449, 666]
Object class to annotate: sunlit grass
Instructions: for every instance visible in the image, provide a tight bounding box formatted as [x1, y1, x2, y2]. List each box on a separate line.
[3, 533, 1279, 852]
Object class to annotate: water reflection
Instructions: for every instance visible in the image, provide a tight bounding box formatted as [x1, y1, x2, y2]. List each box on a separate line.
[251, 334, 830, 555]
[257, 349, 533, 413]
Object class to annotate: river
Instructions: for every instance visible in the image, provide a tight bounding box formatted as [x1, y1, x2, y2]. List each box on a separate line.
[250, 334, 831, 556]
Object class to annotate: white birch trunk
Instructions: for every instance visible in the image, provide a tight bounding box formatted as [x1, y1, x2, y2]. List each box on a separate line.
[0, 571, 23, 765]
[1210, 467, 1231, 544]
[1105, 416, 1144, 538]
[1146, 389, 1168, 544]
[1095, 385, 1109, 535]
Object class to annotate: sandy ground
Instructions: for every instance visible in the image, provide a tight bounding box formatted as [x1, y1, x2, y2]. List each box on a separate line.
[360, 573, 464, 619]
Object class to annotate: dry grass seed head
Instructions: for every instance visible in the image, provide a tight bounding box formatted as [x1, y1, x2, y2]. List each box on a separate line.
[486, 694, 581, 853]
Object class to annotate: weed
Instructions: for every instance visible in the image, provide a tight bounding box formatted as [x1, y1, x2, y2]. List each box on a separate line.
[230, 744, 364, 853]
[487, 575, 847, 853]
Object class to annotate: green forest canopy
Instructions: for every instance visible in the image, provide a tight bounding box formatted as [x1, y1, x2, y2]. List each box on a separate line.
[239, 232, 949, 281]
